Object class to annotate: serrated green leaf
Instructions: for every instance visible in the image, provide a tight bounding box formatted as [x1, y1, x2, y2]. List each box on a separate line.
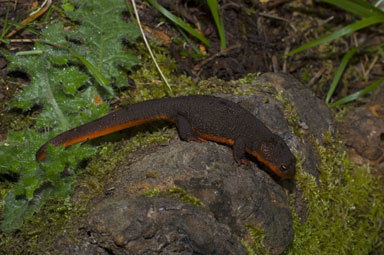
[41, 22, 68, 46]
[65, 143, 98, 168]
[65, 0, 140, 89]
[5, 54, 45, 110]
[15, 167, 44, 199]
[53, 66, 89, 95]
[67, 48, 112, 95]
[0, 191, 38, 232]
[49, 54, 70, 65]
[1, 0, 139, 232]
[42, 144, 66, 183]
[62, 3, 75, 12]
[0, 130, 43, 175]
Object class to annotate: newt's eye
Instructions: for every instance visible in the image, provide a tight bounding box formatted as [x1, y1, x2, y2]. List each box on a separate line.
[280, 164, 288, 172]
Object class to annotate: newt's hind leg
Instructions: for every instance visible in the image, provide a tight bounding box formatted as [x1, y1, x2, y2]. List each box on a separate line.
[175, 114, 206, 142]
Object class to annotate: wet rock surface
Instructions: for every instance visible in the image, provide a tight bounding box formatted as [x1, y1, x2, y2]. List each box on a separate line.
[53, 73, 334, 254]
[88, 196, 246, 255]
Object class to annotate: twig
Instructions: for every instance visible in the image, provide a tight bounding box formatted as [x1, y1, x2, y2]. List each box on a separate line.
[306, 67, 326, 87]
[265, 0, 291, 9]
[9, 38, 38, 43]
[282, 45, 290, 73]
[193, 44, 241, 75]
[319, 16, 334, 27]
[6, 0, 52, 38]
[259, 12, 296, 32]
[366, 55, 379, 78]
[131, 0, 172, 93]
[272, 55, 279, 72]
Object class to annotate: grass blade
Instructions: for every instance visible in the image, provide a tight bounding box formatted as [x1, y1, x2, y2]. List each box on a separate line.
[0, 0, 11, 39]
[378, 46, 384, 59]
[322, 0, 384, 18]
[131, 0, 172, 92]
[325, 47, 358, 103]
[287, 15, 384, 56]
[330, 77, 384, 107]
[207, 0, 226, 49]
[146, 0, 210, 47]
[0, 18, 40, 36]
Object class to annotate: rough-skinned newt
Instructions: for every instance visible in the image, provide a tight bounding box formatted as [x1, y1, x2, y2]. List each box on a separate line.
[36, 95, 296, 178]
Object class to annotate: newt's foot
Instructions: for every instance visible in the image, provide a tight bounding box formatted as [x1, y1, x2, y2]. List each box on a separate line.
[187, 137, 208, 142]
[234, 157, 251, 167]
[240, 159, 251, 167]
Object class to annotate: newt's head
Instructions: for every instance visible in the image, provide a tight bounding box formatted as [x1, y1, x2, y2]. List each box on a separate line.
[251, 136, 296, 179]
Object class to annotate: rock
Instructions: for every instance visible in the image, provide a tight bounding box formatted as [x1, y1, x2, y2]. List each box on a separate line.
[337, 85, 384, 179]
[88, 196, 246, 255]
[53, 73, 334, 254]
[120, 141, 292, 254]
[258, 73, 333, 137]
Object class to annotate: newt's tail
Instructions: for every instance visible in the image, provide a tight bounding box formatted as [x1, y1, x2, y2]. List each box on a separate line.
[36, 103, 171, 161]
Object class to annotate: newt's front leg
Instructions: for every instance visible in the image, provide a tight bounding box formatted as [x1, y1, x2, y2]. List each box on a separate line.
[233, 137, 251, 166]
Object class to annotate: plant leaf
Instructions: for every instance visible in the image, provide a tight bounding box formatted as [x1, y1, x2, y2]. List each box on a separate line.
[287, 15, 384, 56]
[53, 66, 89, 95]
[322, 0, 384, 18]
[146, 0, 210, 47]
[65, 0, 140, 90]
[207, 0, 226, 49]
[0, 0, 139, 232]
[326, 47, 358, 103]
[330, 77, 384, 107]
[0, 191, 39, 232]
[0, 130, 42, 175]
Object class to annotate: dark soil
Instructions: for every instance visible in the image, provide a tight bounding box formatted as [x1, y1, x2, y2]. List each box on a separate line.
[142, 0, 294, 80]
[139, 0, 384, 98]
[1, 0, 383, 106]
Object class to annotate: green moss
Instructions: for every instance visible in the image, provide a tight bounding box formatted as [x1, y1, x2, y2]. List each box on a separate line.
[125, 43, 266, 103]
[299, 67, 312, 84]
[274, 89, 304, 138]
[145, 187, 203, 206]
[236, 73, 262, 85]
[286, 131, 384, 255]
[76, 126, 175, 198]
[0, 196, 85, 254]
[144, 171, 158, 179]
[333, 105, 352, 122]
[241, 224, 270, 255]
